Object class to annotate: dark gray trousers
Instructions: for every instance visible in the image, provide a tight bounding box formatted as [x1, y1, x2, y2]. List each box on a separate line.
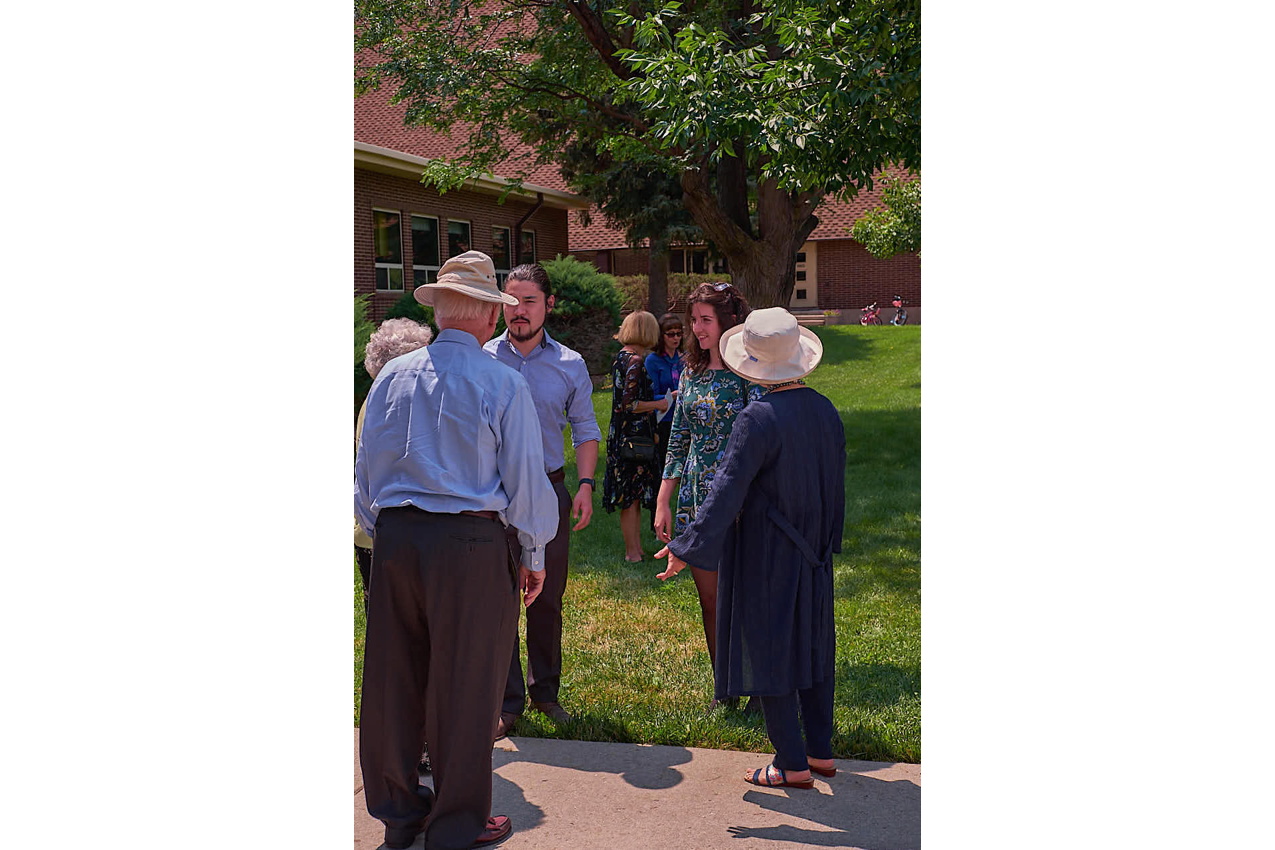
[360, 507, 520, 850]
[502, 475, 571, 714]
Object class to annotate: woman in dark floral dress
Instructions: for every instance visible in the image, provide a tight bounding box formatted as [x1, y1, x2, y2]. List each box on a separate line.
[603, 310, 669, 561]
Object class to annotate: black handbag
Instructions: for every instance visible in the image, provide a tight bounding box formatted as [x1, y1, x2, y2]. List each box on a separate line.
[618, 432, 657, 463]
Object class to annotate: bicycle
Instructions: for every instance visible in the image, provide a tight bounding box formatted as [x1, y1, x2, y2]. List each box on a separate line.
[890, 296, 909, 326]
[860, 301, 883, 326]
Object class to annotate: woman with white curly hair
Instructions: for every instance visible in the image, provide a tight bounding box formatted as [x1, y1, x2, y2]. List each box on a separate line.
[356, 318, 435, 609]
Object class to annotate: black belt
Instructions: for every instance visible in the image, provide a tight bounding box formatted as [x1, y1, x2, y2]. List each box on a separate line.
[460, 510, 500, 522]
[547, 468, 566, 484]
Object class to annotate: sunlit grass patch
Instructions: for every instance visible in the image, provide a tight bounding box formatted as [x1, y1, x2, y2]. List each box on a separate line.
[355, 325, 921, 762]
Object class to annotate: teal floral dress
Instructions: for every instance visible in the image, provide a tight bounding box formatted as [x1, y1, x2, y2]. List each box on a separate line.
[662, 368, 767, 535]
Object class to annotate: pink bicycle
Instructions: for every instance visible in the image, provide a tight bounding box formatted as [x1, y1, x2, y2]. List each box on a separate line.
[860, 301, 882, 325]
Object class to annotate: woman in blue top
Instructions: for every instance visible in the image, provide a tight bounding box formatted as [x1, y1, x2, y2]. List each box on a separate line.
[644, 312, 684, 493]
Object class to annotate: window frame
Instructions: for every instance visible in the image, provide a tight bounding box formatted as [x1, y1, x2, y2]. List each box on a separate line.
[410, 213, 442, 288]
[447, 218, 473, 260]
[520, 229, 537, 265]
[372, 207, 405, 292]
[490, 225, 512, 285]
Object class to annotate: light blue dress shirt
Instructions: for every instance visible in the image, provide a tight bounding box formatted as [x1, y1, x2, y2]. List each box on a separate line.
[484, 330, 602, 472]
[354, 328, 559, 570]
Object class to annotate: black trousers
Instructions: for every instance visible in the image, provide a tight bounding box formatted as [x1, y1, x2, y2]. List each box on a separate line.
[360, 507, 520, 850]
[758, 676, 836, 773]
[502, 473, 571, 714]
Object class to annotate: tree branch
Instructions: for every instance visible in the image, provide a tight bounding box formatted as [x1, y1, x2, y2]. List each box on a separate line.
[564, 1, 636, 81]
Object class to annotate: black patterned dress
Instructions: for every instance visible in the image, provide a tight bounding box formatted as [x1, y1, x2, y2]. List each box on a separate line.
[603, 349, 659, 512]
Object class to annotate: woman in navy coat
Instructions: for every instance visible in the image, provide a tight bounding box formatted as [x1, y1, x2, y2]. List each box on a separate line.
[657, 307, 845, 789]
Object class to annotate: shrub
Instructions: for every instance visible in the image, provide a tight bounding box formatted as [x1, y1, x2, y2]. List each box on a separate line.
[613, 272, 734, 314]
[542, 255, 624, 375]
[383, 291, 438, 336]
[355, 294, 376, 419]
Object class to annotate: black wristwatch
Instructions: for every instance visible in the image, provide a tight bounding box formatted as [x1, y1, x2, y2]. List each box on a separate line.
[578, 478, 595, 489]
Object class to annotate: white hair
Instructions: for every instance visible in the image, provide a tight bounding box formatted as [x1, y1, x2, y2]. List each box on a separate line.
[432, 288, 501, 323]
[363, 318, 434, 378]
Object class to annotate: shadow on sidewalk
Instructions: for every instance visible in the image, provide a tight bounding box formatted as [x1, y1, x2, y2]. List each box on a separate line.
[728, 771, 920, 849]
[494, 735, 693, 790]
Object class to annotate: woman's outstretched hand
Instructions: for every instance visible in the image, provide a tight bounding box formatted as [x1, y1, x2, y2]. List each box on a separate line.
[654, 546, 688, 581]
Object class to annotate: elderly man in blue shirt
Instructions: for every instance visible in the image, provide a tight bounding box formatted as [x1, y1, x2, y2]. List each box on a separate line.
[484, 262, 602, 737]
[356, 251, 559, 850]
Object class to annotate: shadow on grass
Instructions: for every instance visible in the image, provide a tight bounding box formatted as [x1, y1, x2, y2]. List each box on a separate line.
[835, 661, 920, 709]
[810, 326, 878, 367]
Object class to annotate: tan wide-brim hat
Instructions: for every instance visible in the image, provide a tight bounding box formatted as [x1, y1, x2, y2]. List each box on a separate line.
[719, 307, 823, 384]
[414, 250, 517, 306]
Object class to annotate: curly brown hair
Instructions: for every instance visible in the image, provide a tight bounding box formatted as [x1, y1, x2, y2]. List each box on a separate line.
[682, 282, 751, 374]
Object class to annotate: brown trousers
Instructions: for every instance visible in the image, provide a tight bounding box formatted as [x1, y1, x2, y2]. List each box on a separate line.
[502, 472, 571, 714]
[360, 507, 520, 850]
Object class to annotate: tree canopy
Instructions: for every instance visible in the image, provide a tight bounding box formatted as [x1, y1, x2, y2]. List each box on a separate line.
[851, 174, 920, 258]
[355, 0, 920, 307]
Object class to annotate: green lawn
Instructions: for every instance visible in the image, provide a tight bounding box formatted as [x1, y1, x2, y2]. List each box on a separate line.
[355, 324, 920, 763]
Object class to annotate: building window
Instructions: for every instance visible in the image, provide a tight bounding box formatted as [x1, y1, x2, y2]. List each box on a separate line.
[796, 288, 807, 300]
[796, 270, 807, 282]
[411, 215, 440, 287]
[447, 220, 472, 257]
[520, 230, 536, 264]
[373, 209, 404, 291]
[668, 248, 727, 275]
[490, 226, 512, 284]
[796, 252, 807, 263]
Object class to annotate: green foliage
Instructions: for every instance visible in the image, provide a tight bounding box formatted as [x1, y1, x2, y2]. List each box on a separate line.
[355, 0, 921, 308]
[851, 175, 921, 258]
[543, 255, 624, 375]
[382, 291, 439, 336]
[612, 272, 733, 313]
[355, 294, 376, 414]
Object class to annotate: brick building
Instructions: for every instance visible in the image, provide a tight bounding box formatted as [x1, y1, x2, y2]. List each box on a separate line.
[356, 81, 919, 323]
[568, 178, 921, 322]
[355, 87, 587, 322]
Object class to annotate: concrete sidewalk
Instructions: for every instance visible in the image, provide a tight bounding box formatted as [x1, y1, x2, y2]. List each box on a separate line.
[354, 730, 920, 849]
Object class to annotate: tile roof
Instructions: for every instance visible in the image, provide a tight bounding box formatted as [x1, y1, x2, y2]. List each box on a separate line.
[354, 69, 915, 250]
[568, 208, 637, 252]
[354, 81, 570, 193]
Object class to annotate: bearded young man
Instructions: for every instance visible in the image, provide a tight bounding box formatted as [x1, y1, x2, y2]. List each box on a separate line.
[483, 263, 601, 737]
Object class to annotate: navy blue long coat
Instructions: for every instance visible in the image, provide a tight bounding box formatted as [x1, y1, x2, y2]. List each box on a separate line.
[667, 387, 846, 699]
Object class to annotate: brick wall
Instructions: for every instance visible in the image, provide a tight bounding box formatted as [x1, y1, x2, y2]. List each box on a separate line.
[815, 239, 920, 314]
[355, 167, 572, 321]
[569, 238, 920, 316]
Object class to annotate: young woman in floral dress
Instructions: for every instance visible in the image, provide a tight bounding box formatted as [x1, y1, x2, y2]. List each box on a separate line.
[653, 283, 765, 706]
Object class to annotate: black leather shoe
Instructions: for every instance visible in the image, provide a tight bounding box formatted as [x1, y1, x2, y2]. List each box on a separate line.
[494, 711, 520, 741]
[532, 701, 573, 724]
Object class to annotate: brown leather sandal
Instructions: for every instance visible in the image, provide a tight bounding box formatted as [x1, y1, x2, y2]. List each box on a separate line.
[744, 764, 815, 789]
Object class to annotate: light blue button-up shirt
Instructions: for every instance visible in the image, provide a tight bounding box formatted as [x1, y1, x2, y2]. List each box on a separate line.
[354, 328, 559, 570]
[484, 330, 602, 472]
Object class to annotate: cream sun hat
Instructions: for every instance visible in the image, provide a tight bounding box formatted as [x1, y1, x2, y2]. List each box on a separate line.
[414, 250, 518, 306]
[719, 307, 823, 384]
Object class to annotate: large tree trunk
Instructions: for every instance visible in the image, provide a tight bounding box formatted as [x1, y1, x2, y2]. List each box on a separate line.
[679, 165, 822, 309]
[647, 237, 669, 317]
